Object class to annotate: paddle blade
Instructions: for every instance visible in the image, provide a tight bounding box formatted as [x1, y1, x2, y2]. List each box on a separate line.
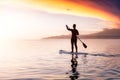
[82, 42, 87, 48]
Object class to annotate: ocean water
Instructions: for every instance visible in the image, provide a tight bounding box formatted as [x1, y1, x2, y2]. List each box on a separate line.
[0, 39, 120, 80]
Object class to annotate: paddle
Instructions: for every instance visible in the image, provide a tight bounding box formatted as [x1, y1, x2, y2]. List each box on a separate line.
[77, 37, 87, 48]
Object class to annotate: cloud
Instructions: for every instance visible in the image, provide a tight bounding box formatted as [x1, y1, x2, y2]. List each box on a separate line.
[70, 0, 120, 18]
[69, 0, 120, 28]
[26, 0, 120, 26]
[112, 22, 120, 28]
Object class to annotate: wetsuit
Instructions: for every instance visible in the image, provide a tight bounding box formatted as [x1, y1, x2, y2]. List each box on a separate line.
[67, 28, 79, 52]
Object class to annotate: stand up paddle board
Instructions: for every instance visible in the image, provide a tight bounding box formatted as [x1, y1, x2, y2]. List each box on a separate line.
[59, 50, 88, 55]
[59, 50, 120, 57]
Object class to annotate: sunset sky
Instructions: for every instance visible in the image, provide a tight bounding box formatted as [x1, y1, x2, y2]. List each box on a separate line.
[0, 0, 120, 39]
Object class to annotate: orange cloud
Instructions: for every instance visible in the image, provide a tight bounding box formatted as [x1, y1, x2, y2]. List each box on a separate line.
[25, 0, 119, 27]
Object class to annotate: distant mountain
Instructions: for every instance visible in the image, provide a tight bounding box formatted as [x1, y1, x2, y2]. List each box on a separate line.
[87, 28, 120, 39]
[43, 35, 70, 39]
[43, 28, 120, 39]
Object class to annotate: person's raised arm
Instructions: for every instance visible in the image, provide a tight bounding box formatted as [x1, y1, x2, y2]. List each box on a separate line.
[66, 25, 71, 31]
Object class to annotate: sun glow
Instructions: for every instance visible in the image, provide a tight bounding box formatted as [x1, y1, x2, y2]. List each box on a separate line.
[0, 9, 23, 39]
[0, 4, 63, 39]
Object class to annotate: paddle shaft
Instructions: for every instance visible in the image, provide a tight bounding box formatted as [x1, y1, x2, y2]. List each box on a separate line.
[77, 36, 87, 48]
[77, 37, 83, 43]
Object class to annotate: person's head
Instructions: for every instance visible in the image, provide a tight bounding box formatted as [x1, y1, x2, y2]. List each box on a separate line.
[73, 24, 76, 29]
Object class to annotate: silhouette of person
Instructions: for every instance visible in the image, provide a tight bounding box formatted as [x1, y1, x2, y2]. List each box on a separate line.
[66, 24, 79, 53]
[69, 54, 79, 80]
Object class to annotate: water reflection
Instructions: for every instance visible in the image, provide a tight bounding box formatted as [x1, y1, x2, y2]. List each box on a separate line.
[69, 54, 79, 80]
[66, 53, 89, 80]
[82, 53, 88, 64]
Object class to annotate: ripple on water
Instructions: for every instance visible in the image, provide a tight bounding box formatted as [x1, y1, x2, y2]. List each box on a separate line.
[98, 67, 120, 79]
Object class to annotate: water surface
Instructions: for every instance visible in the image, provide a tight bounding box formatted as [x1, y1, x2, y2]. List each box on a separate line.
[0, 39, 120, 80]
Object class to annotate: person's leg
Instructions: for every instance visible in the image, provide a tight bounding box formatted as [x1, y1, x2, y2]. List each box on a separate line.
[75, 38, 78, 58]
[71, 39, 74, 53]
[75, 38, 78, 52]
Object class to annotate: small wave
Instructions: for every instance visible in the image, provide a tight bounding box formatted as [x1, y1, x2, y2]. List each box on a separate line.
[99, 67, 120, 79]
[90, 53, 120, 57]
[59, 50, 120, 57]
[105, 78, 120, 80]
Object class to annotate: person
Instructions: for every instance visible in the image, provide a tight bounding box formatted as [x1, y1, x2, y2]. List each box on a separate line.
[66, 24, 79, 53]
